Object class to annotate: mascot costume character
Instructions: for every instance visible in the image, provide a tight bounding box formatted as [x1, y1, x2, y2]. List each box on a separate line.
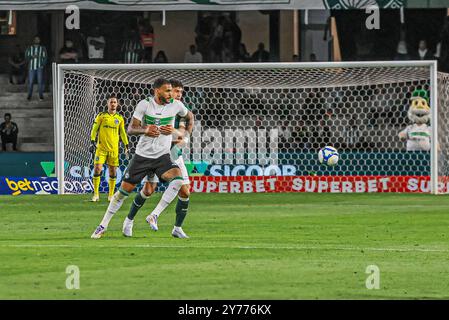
[398, 89, 431, 152]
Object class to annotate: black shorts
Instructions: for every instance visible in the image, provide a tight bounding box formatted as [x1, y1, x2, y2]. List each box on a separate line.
[122, 153, 179, 185]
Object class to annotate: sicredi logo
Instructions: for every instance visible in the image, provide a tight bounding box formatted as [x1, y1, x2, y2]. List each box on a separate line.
[5, 178, 35, 196]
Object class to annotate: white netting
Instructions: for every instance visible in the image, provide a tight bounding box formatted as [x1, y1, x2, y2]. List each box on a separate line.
[59, 63, 443, 194]
[438, 72, 449, 192]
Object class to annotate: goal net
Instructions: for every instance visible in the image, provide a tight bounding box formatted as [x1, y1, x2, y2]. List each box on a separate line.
[53, 61, 446, 195]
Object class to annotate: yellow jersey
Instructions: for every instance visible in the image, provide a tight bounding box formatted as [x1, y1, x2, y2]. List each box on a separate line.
[90, 112, 129, 153]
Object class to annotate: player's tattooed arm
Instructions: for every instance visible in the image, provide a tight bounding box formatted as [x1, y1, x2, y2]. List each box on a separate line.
[127, 117, 160, 137]
[184, 111, 194, 136]
[173, 111, 194, 146]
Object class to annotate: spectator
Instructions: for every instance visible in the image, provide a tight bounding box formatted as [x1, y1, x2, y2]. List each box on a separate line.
[74, 31, 88, 62]
[438, 17, 449, 73]
[0, 113, 19, 151]
[59, 39, 78, 63]
[237, 43, 250, 62]
[221, 38, 234, 63]
[221, 15, 236, 62]
[251, 42, 270, 62]
[354, 28, 374, 60]
[139, 19, 154, 62]
[8, 45, 25, 85]
[153, 50, 168, 63]
[228, 16, 242, 61]
[184, 44, 203, 63]
[434, 42, 441, 60]
[209, 16, 225, 62]
[86, 27, 106, 62]
[394, 40, 410, 60]
[25, 36, 47, 101]
[413, 40, 433, 60]
[195, 12, 213, 62]
[122, 29, 144, 64]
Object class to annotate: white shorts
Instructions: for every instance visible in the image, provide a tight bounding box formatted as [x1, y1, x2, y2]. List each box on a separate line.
[142, 156, 190, 185]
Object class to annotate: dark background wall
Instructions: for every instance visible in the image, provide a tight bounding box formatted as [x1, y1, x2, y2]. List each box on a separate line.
[334, 9, 447, 61]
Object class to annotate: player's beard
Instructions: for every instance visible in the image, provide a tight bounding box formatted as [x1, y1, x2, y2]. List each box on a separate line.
[159, 94, 170, 105]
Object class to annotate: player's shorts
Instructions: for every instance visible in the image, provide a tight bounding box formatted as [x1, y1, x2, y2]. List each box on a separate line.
[94, 148, 119, 167]
[143, 155, 190, 185]
[123, 153, 179, 185]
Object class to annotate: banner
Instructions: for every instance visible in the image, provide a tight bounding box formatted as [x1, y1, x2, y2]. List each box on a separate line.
[3, 175, 446, 195]
[7, 0, 447, 11]
[0, 176, 93, 196]
[188, 175, 443, 193]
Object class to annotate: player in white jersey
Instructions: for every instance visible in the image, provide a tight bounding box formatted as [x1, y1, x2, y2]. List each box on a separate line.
[122, 79, 193, 239]
[91, 78, 193, 239]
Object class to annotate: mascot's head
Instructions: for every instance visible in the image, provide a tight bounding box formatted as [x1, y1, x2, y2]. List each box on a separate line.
[408, 89, 430, 124]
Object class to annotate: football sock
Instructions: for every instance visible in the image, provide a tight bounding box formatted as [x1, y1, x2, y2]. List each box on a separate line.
[151, 177, 183, 218]
[108, 176, 116, 199]
[100, 188, 129, 228]
[127, 189, 149, 221]
[92, 174, 101, 197]
[175, 196, 189, 227]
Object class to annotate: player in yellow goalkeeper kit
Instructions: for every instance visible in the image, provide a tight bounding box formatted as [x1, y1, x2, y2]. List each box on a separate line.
[90, 95, 129, 202]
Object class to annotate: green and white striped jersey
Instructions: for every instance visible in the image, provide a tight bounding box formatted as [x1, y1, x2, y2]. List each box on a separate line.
[25, 45, 47, 70]
[122, 40, 144, 64]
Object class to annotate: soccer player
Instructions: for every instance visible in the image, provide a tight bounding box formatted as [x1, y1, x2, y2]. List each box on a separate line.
[89, 95, 129, 202]
[91, 78, 193, 239]
[122, 79, 193, 239]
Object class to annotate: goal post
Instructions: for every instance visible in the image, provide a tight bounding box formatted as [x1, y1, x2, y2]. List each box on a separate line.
[53, 61, 444, 195]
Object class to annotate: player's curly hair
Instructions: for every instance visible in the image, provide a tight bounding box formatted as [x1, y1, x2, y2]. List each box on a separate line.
[153, 78, 171, 89]
[170, 79, 183, 89]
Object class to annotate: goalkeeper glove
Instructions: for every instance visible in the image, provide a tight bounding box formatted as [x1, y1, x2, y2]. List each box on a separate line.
[89, 141, 96, 154]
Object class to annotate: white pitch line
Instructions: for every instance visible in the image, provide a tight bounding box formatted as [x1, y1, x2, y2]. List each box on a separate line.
[0, 243, 447, 253]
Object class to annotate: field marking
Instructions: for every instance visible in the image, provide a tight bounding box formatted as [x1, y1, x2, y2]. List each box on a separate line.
[0, 243, 447, 253]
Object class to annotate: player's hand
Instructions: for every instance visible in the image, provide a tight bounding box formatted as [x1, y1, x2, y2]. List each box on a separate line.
[159, 125, 174, 135]
[89, 141, 96, 154]
[176, 135, 189, 148]
[145, 125, 160, 137]
[124, 145, 130, 159]
[173, 135, 183, 145]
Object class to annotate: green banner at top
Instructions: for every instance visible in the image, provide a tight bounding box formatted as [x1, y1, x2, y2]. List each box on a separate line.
[0, 0, 447, 10]
[323, 0, 404, 9]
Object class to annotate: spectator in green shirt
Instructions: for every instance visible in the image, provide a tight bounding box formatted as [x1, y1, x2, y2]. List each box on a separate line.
[25, 36, 47, 101]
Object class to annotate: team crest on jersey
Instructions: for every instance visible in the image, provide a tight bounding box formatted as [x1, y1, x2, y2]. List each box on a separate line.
[114, 119, 119, 125]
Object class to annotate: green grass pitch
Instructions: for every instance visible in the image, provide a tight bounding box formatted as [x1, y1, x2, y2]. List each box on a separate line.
[1, 193, 449, 299]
